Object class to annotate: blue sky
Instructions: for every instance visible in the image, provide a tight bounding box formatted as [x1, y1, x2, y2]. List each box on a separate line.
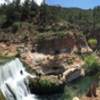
[0, 0, 100, 9]
[47, 0, 100, 9]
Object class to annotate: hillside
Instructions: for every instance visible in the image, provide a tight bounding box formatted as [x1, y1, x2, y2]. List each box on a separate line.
[0, 1, 100, 100]
[0, 3, 100, 48]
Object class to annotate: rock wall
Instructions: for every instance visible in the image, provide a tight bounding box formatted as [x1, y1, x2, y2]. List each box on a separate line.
[37, 34, 76, 54]
[37, 33, 89, 54]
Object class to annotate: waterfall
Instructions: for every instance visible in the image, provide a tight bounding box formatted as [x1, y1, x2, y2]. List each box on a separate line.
[0, 58, 37, 100]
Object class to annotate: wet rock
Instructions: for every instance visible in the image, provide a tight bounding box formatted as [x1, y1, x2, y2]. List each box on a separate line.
[0, 90, 5, 100]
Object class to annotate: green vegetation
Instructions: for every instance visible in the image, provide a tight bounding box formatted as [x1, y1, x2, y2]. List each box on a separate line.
[0, 1, 100, 49]
[59, 75, 94, 100]
[37, 31, 69, 41]
[84, 55, 100, 72]
[0, 1, 100, 99]
[88, 38, 97, 47]
[0, 1, 100, 38]
[38, 78, 57, 88]
[29, 76, 64, 94]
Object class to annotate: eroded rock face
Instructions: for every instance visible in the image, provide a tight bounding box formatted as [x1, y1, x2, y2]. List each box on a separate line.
[41, 58, 65, 75]
[22, 52, 85, 84]
[37, 33, 76, 54]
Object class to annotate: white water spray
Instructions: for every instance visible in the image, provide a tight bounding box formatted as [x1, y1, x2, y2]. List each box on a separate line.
[0, 58, 37, 100]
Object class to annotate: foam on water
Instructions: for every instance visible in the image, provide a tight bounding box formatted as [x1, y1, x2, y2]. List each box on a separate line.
[0, 58, 37, 100]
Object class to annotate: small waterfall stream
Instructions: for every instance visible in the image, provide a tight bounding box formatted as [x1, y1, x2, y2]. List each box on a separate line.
[0, 58, 95, 100]
[0, 58, 37, 100]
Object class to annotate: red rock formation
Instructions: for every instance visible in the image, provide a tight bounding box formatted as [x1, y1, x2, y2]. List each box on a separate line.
[37, 33, 77, 54]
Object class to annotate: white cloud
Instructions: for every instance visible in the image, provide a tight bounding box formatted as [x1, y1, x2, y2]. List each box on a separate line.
[0, 0, 6, 4]
[33, 0, 44, 6]
[0, 0, 44, 6]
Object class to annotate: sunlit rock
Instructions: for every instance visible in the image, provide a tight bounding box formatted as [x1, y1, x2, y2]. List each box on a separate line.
[73, 97, 80, 100]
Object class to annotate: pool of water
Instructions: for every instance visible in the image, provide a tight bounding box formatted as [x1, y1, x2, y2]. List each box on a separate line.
[36, 76, 94, 100]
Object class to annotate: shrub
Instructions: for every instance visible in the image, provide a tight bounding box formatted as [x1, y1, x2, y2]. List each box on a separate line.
[88, 38, 97, 47]
[38, 79, 53, 88]
[0, 15, 6, 24]
[29, 76, 64, 94]
[84, 55, 100, 72]
[56, 31, 68, 38]
[12, 22, 21, 33]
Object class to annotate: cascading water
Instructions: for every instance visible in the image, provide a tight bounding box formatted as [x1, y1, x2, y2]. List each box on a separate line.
[0, 58, 37, 100]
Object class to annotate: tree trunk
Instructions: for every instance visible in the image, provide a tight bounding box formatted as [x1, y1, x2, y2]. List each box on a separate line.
[86, 81, 97, 97]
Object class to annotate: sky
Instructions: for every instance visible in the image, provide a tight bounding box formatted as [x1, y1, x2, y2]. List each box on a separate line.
[0, 0, 44, 6]
[47, 0, 100, 9]
[0, 0, 100, 9]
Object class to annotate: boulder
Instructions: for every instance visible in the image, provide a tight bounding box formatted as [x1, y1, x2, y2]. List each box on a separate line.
[63, 67, 85, 82]
[72, 97, 80, 100]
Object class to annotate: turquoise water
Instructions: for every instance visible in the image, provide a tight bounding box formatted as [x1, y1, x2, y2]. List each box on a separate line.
[36, 76, 94, 100]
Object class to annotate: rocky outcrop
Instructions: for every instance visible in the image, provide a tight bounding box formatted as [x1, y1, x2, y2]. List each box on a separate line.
[0, 43, 18, 58]
[63, 67, 85, 82]
[0, 42, 86, 96]
[40, 57, 65, 75]
[37, 32, 76, 54]
[80, 46, 92, 54]
[22, 52, 85, 83]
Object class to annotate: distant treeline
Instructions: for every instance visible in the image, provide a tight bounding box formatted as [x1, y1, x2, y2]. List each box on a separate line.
[0, 0, 100, 34]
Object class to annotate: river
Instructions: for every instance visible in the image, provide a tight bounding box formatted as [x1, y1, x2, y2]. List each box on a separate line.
[0, 58, 94, 100]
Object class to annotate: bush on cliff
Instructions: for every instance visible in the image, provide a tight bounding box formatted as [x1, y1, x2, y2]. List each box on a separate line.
[28, 76, 64, 94]
[88, 38, 97, 49]
[84, 55, 100, 73]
